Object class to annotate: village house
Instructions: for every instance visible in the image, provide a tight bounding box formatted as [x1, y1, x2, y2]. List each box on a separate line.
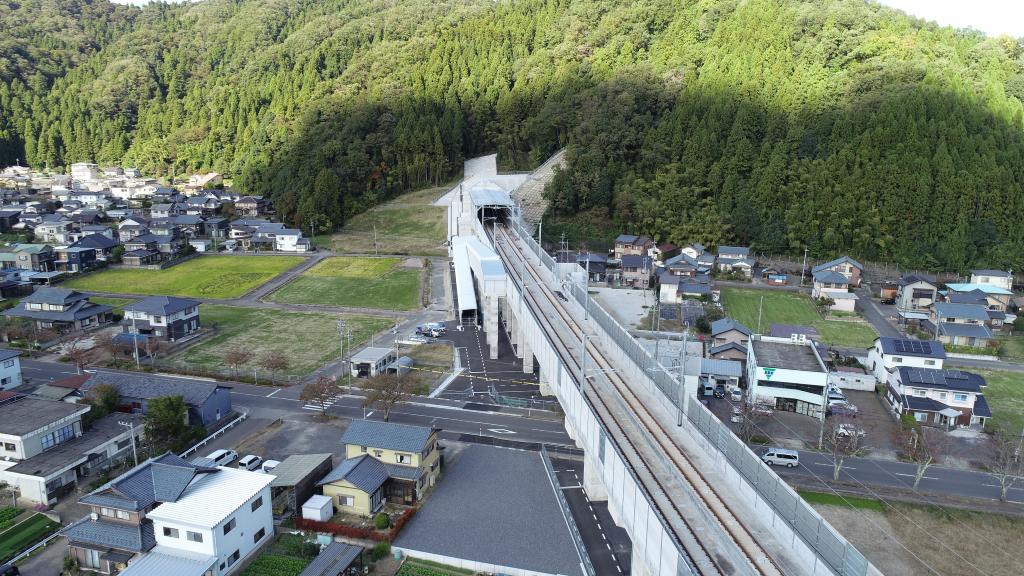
[54, 246, 98, 273]
[79, 371, 232, 428]
[885, 366, 991, 430]
[715, 246, 754, 277]
[319, 420, 441, 516]
[4, 287, 113, 331]
[925, 302, 994, 348]
[969, 269, 1013, 291]
[620, 254, 654, 288]
[895, 273, 937, 311]
[944, 282, 1013, 312]
[122, 296, 201, 342]
[710, 318, 751, 349]
[8, 243, 57, 271]
[613, 234, 654, 260]
[235, 196, 271, 217]
[0, 349, 23, 391]
[71, 233, 120, 260]
[866, 336, 945, 386]
[811, 256, 863, 287]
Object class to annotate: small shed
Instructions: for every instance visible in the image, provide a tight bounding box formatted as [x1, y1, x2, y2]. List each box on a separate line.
[350, 347, 396, 378]
[386, 356, 414, 376]
[302, 494, 334, 522]
[298, 542, 363, 576]
[269, 453, 334, 516]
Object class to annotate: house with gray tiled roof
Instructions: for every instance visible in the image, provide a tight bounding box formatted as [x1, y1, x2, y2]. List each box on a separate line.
[3, 287, 113, 331]
[79, 371, 231, 427]
[711, 318, 751, 348]
[122, 296, 201, 342]
[319, 420, 441, 517]
[811, 256, 863, 287]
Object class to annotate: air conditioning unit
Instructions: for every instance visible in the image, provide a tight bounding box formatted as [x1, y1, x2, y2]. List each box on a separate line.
[90, 512, 98, 521]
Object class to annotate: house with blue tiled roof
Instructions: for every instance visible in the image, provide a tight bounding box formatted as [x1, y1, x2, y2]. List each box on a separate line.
[319, 420, 441, 517]
[886, 367, 992, 430]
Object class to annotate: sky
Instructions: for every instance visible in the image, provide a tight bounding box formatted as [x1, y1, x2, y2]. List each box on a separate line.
[107, 0, 1024, 38]
[877, 0, 1024, 38]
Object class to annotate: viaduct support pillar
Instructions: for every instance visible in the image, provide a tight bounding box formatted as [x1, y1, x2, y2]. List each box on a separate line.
[522, 340, 534, 374]
[583, 454, 609, 502]
[485, 295, 498, 360]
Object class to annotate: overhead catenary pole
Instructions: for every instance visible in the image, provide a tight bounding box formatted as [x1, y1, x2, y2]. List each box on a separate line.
[678, 330, 687, 426]
[757, 295, 764, 334]
[800, 246, 809, 287]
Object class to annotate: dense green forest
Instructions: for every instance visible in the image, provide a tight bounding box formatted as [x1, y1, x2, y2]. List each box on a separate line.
[2, 0, 1024, 271]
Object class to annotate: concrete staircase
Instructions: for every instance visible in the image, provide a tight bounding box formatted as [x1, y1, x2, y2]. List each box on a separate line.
[512, 149, 565, 232]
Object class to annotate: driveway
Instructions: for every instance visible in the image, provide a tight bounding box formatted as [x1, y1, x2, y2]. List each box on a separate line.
[854, 287, 901, 338]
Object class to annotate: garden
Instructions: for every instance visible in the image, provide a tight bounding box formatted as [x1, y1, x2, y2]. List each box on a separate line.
[240, 533, 319, 576]
[720, 287, 878, 348]
[63, 255, 305, 299]
[396, 558, 475, 576]
[164, 305, 394, 381]
[0, 511, 61, 564]
[267, 256, 422, 311]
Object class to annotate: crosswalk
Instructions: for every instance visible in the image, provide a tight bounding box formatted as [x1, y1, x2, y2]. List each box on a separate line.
[302, 393, 348, 412]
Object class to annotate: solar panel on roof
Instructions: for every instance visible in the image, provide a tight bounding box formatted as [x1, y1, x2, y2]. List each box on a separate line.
[660, 307, 677, 320]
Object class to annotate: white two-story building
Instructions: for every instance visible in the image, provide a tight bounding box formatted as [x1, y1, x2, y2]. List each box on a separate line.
[0, 349, 23, 391]
[866, 337, 945, 386]
[746, 336, 829, 419]
[885, 366, 991, 430]
[122, 296, 201, 342]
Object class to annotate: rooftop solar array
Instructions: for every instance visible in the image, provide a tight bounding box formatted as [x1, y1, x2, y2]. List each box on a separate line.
[892, 339, 933, 355]
[660, 306, 677, 320]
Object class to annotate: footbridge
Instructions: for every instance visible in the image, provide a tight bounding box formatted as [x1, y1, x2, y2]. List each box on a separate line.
[447, 156, 879, 576]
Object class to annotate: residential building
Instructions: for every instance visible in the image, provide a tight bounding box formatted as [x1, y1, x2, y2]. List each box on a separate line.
[122, 296, 201, 342]
[680, 243, 705, 260]
[828, 366, 877, 392]
[945, 283, 1013, 312]
[9, 243, 56, 271]
[185, 173, 223, 193]
[63, 453, 273, 576]
[0, 348, 22, 391]
[234, 196, 270, 217]
[885, 367, 991, 430]
[707, 342, 747, 366]
[710, 318, 751, 349]
[717, 251, 755, 277]
[895, 273, 937, 311]
[969, 269, 1012, 291]
[72, 233, 120, 260]
[70, 163, 100, 182]
[613, 234, 654, 260]
[576, 253, 608, 282]
[925, 302, 994, 348]
[716, 246, 749, 261]
[620, 254, 653, 288]
[4, 287, 113, 331]
[866, 337, 946, 385]
[0, 393, 142, 504]
[811, 269, 853, 311]
[319, 420, 441, 516]
[55, 246, 98, 273]
[122, 249, 161, 267]
[648, 243, 679, 262]
[746, 336, 829, 419]
[80, 371, 231, 427]
[811, 256, 864, 288]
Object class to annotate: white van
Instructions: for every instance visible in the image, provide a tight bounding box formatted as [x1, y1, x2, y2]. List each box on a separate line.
[205, 449, 238, 467]
[761, 448, 799, 468]
[237, 455, 263, 471]
[261, 460, 281, 474]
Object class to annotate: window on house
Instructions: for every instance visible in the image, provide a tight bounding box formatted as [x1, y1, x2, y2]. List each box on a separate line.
[339, 495, 355, 507]
[938, 392, 947, 400]
[396, 454, 410, 464]
[82, 548, 101, 569]
[915, 389, 927, 397]
[360, 446, 367, 453]
[373, 450, 383, 458]
[924, 360, 936, 366]
[2, 360, 14, 368]
[115, 510, 129, 520]
[223, 518, 236, 534]
[253, 528, 266, 544]
[892, 357, 903, 363]
[100, 507, 113, 517]
[163, 527, 179, 538]
[187, 531, 203, 543]
[227, 550, 240, 567]
[954, 393, 968, 402]
[914, 413, 928, 422]
[251, 496, 263, 512]
[2, 442, 14, 451]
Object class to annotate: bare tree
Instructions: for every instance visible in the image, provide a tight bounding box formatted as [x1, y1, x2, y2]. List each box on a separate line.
[300, 376, 338, 414]
[94, 332, 122, 362]
[0, 480, 19, 507]
[63, 336, 91, 374]
[986, 426, 1024, 501]
[896, 422, 949, 489]
[145, 338, 168, 364]
[223, 347, 253, 378]
[258, 351, 290, 383]
[733, 395, 773, 443]
[359, 373, 413, 422]
[822, 417, 869, 481]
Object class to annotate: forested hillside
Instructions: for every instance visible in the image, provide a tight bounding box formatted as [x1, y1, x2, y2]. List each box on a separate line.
[2, 0, 1023, 271]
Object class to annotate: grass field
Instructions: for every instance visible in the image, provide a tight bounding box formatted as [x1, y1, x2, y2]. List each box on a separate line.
[975, 370, 1024, 432]
[63, 255, 304, 299]
[720, 288, 877, 348]
[0, 513, 60, 563]
[167, 305, 393, 379]
[814, 500, 1024, 576]
[324, 185, 449, 256]
[267, 256, 421, 311]
[997, 336, 1024, 360]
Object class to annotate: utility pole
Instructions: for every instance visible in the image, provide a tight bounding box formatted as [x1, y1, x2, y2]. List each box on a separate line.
[347, 328, 353, 388]
[130, 311, 140, 369]
[338, 319, 346, 382]
[678, 331, 687, 426]
[119, 420, 138, 467]
[580, 334, 588, 386]
[757, 295, 764, 334]
[800, 246, 808, 287]
[584, 256, 591, 320]
[537, 217, 542, 249]
[373, 224, 378, 256]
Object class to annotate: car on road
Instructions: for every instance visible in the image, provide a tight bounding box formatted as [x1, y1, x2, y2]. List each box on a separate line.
[205, 449, 239, 467]
[730, 389, 743, 402]
[713, 385, 726, 399]
[880, 298, 896, 305]
[761, 448, 799, 468]
[827, 402, 858, 417]
[237, 454, 263, 471]
[415, 322, 447, 338]
[730, 407, 743, 423]
[261, 459, 281, 474]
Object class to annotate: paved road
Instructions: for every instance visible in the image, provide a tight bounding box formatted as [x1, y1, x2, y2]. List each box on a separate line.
[854, 287, 901, 338]
[771, 448, 1024, 505]
[552, 458, 632, 575]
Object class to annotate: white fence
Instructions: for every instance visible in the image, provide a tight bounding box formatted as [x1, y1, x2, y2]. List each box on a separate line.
[179, 410, 249, 459]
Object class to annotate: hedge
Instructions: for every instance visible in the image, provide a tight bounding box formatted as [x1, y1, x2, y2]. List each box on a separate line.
[295, 508, 417, 541]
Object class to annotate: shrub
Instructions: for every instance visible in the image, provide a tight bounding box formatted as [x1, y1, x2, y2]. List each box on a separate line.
[370, 540, 391, 561]
[374, 512, 390, 530]
[900, 414, 918, 430]
[749, 435, 771, 445]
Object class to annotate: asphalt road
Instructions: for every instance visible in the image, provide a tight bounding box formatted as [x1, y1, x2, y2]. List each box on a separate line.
[552, 458, 632, 575]
[771, 448, 1024, 505]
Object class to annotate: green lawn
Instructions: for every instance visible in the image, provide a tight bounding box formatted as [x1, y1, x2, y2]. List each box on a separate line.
[997, 336, 1024, 361]
[240, 554, 310, 576]
[0, 513, 60, 563]
[720, 288, 877, 348]
[327, 185, 449, 256]
[267, 256, 421, 311]
[797, 490, 885, 512]
[167, 304, 393, 379]
[976, 370, 1024, 433]
[63, 255, 305, 299]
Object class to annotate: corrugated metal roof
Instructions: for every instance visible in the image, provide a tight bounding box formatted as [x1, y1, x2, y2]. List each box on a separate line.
[146, 466, 273, 528]
[117, 546, 217, 576]
[299, 542, 362, 576]
[269, 453, 333, 488]
[341, 420, 434, 453]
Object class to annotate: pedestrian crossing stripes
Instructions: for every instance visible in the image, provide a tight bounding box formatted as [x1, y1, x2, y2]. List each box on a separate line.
[302, 393, 346, 411]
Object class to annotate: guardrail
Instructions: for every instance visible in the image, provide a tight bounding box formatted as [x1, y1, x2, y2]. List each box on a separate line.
[6, 519, 64, 565]
[540, 445, 597, 576]
[179, 410, 249, 459]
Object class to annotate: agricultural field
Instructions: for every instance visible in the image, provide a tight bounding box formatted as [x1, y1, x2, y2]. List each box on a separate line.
[268, 256, 421, 311]
[63, 255, 304, 299]
[166, 305, 393, 380]
[323, 185, 449, 256]
[808, 492, 1024, 576]
[240, 534, 318, 576]
[0, 512, 60, 563]
[720, 288, 877, 348]
[396, 558, 475, 576]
